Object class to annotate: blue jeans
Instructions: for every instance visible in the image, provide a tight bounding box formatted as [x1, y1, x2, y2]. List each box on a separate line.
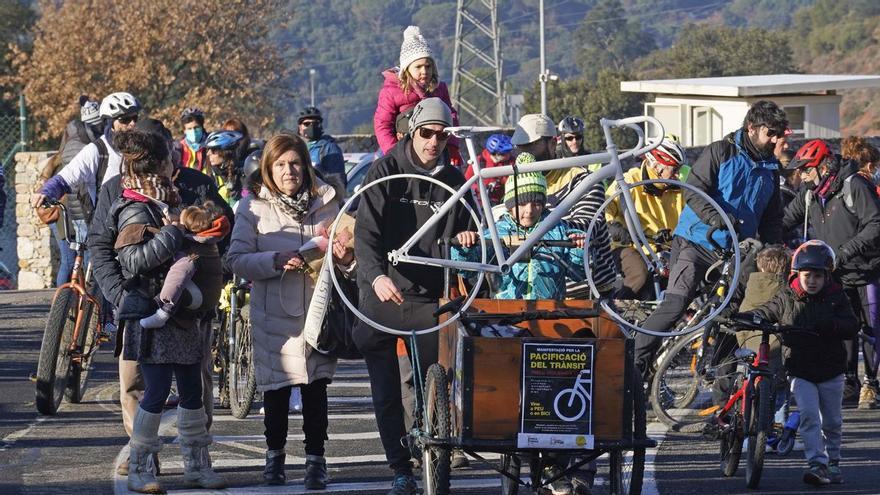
[140, 362, 203, 414]
[49, 222, 75, 287]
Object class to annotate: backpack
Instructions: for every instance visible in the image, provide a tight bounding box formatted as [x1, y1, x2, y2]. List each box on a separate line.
[803, 173, 877, 239]
[78, 138, 110, 223]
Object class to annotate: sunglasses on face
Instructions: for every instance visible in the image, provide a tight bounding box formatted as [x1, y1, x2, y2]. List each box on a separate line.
[764, 127, 787, 138]
[117, 114, 138, 124]
[418, 127, 450, 141]
[564, 134, 583, 142]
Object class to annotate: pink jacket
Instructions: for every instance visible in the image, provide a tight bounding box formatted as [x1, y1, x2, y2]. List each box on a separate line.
[373, 68, 459, 154]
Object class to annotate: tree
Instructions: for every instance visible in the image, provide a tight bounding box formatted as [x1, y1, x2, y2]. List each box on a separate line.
[4, 0, 296, 141]
[0, 0, 35, 114]
[636, 24, 797, 79]
[575, 0, 656, 82]
[523, 69, 643, 151]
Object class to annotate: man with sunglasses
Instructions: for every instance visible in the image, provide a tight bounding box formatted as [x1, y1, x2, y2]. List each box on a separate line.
[33, 92, 142, 223]
[556, 116, 589, 158]
[634, 100, 789, 382]
[353, 97, 472, 495]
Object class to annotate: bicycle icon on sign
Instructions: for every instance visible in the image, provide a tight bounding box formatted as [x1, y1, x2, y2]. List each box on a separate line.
[554, 369, 593, 422]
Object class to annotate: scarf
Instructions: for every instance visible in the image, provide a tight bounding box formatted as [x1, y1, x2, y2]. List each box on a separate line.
[275, 187, 312, 222]
[121, 173, 181, 207]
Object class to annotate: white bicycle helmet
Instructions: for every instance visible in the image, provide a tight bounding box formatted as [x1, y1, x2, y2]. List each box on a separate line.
[99, 92, 142, 119]
[645, 134, 686, 168]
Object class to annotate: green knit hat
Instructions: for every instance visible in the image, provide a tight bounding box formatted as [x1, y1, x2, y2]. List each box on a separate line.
[503, 167, 547, 209]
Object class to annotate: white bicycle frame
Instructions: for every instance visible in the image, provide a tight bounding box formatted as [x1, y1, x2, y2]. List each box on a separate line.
[328, 115, 741, 337]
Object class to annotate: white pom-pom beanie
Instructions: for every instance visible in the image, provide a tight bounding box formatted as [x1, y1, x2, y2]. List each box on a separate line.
[398, 25, 435, 77]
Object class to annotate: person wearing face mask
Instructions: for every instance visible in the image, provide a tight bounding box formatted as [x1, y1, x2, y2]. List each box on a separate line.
[633, 100, 788, 382]
[783, 139, 880, 408]
[179, 107, 208, 172]
[511, 114, 617, 300]
[297, 106, 346, 187]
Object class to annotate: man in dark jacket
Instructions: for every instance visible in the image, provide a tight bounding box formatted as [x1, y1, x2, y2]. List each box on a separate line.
[782, 139, 880, 403]
[353, 97, 471, 495]
[88, 118, 232, 475]
[297, 106, 346, 187]
[634, 100, 788, 380]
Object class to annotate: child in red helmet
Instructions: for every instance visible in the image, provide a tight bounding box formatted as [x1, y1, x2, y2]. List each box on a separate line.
[738, 240, 858, 486]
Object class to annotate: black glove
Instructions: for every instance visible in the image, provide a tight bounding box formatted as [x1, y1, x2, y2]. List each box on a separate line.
[837, 244, 855, 266]
[608, 222, 631, 244]
[653, 229, 673, 245]
[710, 212, 740, 234]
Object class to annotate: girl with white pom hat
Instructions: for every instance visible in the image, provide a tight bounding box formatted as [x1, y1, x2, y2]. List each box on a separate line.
[373, 25, 460, 157]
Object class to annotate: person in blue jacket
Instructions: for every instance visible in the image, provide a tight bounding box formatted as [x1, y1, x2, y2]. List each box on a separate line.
[634, 100, 789, 380]
[297, 106, 346, 187]
[453, 168, 585, 300]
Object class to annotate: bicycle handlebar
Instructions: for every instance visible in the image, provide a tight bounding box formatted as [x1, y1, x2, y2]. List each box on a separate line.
[438, 238, 578, 249]
[723, 314, 815, 336]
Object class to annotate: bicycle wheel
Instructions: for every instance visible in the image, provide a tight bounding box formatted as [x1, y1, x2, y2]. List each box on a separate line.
[650, 331, 710, 429]
[745, 377, 774, 489]
[35, 289, 77, 415]
[586, 179, 742, 338]
[214, 311, 231, 409]
[720, 376, 744, 477]
[66, 299, 97, 403]
[500, 454, 521, 495]
[228, 303, 257, 419]
[422, 363, 451, 495]
[609, 359, 646, 495]
[328, 173, 486, 337]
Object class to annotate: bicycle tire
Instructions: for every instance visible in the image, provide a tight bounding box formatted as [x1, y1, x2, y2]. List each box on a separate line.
[214, 311, 231, 409]
[422, 363, 451, 495]
[35, 289, 77, 415]
[328, 173, 486, 337]
[586, 179, 741, 338]
[66, 299, 97, 403]
[720, 375, 744, 477]
[650, 330, 720, 430]
[610, 359, 646, 495]
[228, 304, 257, 419]
[746, 377, 774, 489]
[499, 454, 521, 495]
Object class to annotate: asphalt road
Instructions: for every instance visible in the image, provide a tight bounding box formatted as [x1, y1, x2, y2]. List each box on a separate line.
[2, 290, 879, 494]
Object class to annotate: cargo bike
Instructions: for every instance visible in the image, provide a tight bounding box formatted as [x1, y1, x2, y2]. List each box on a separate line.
[325, 118, 743, 493]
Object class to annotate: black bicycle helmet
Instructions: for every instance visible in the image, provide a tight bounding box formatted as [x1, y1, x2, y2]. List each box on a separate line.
[791, 239, 835, 272]
[297, 106, 322, 124]
[557, 116, 585, 134]
[243, 149, 262, 186]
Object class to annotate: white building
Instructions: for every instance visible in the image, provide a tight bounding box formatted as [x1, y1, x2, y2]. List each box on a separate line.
[620, 74, 880, 146]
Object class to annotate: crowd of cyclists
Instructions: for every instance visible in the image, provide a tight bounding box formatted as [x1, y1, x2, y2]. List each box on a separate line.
[24, 23, 880, 495]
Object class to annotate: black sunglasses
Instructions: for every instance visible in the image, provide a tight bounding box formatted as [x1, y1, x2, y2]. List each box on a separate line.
[418, 127, 450, 141]
[765, 126, 787, 138]
[116, 114, 139, 124]
[564, 134, 583, 142]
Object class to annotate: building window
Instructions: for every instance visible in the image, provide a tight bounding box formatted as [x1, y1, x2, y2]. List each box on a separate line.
[646, 103, 681, 141]
[784, 106, 806, 138]
[691, 106, 722, 147]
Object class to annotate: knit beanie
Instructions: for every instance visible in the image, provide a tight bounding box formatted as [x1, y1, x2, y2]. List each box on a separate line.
[503, 168, 547, 210]
[399, 26, 434, 77]
[80, 97, 101, 126]
[409, 97, 453, 133]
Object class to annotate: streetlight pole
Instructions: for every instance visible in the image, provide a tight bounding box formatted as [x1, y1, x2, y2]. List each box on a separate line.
[539, 0, 546, 115]
[309, 69, 316, 107]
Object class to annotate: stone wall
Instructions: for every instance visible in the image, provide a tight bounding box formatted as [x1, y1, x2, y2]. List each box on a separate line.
[13, 151, 53, 289]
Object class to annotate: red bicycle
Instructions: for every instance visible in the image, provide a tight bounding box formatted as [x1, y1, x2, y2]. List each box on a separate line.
[706, 315, 812, 489]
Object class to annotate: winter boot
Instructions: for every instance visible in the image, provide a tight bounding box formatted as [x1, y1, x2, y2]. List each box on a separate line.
[304, 454, 329, 489]
[177, 406, 226, 489]
[127, 407, 164, 494]
[263, 449, 286, 485]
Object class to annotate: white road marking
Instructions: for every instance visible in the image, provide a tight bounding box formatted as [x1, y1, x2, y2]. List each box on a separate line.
[183, 431, 381, 443]
[162, 477, 518, 494]
[212, 413, 377, 422]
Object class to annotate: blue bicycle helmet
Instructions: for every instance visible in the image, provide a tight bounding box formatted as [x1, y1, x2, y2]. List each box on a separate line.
[485, 134, 513, 154]
[206, 130, 244, 151]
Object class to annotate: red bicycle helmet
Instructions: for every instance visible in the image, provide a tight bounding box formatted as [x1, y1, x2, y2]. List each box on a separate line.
[790, 139, 832, 169]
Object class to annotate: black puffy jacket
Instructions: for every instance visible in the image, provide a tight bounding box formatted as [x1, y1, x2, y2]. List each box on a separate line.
[111, 198, 182, 284]
[89, 168, 233, 308]
[745, 280, 858, 383]
[782, 159, 880, 287]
